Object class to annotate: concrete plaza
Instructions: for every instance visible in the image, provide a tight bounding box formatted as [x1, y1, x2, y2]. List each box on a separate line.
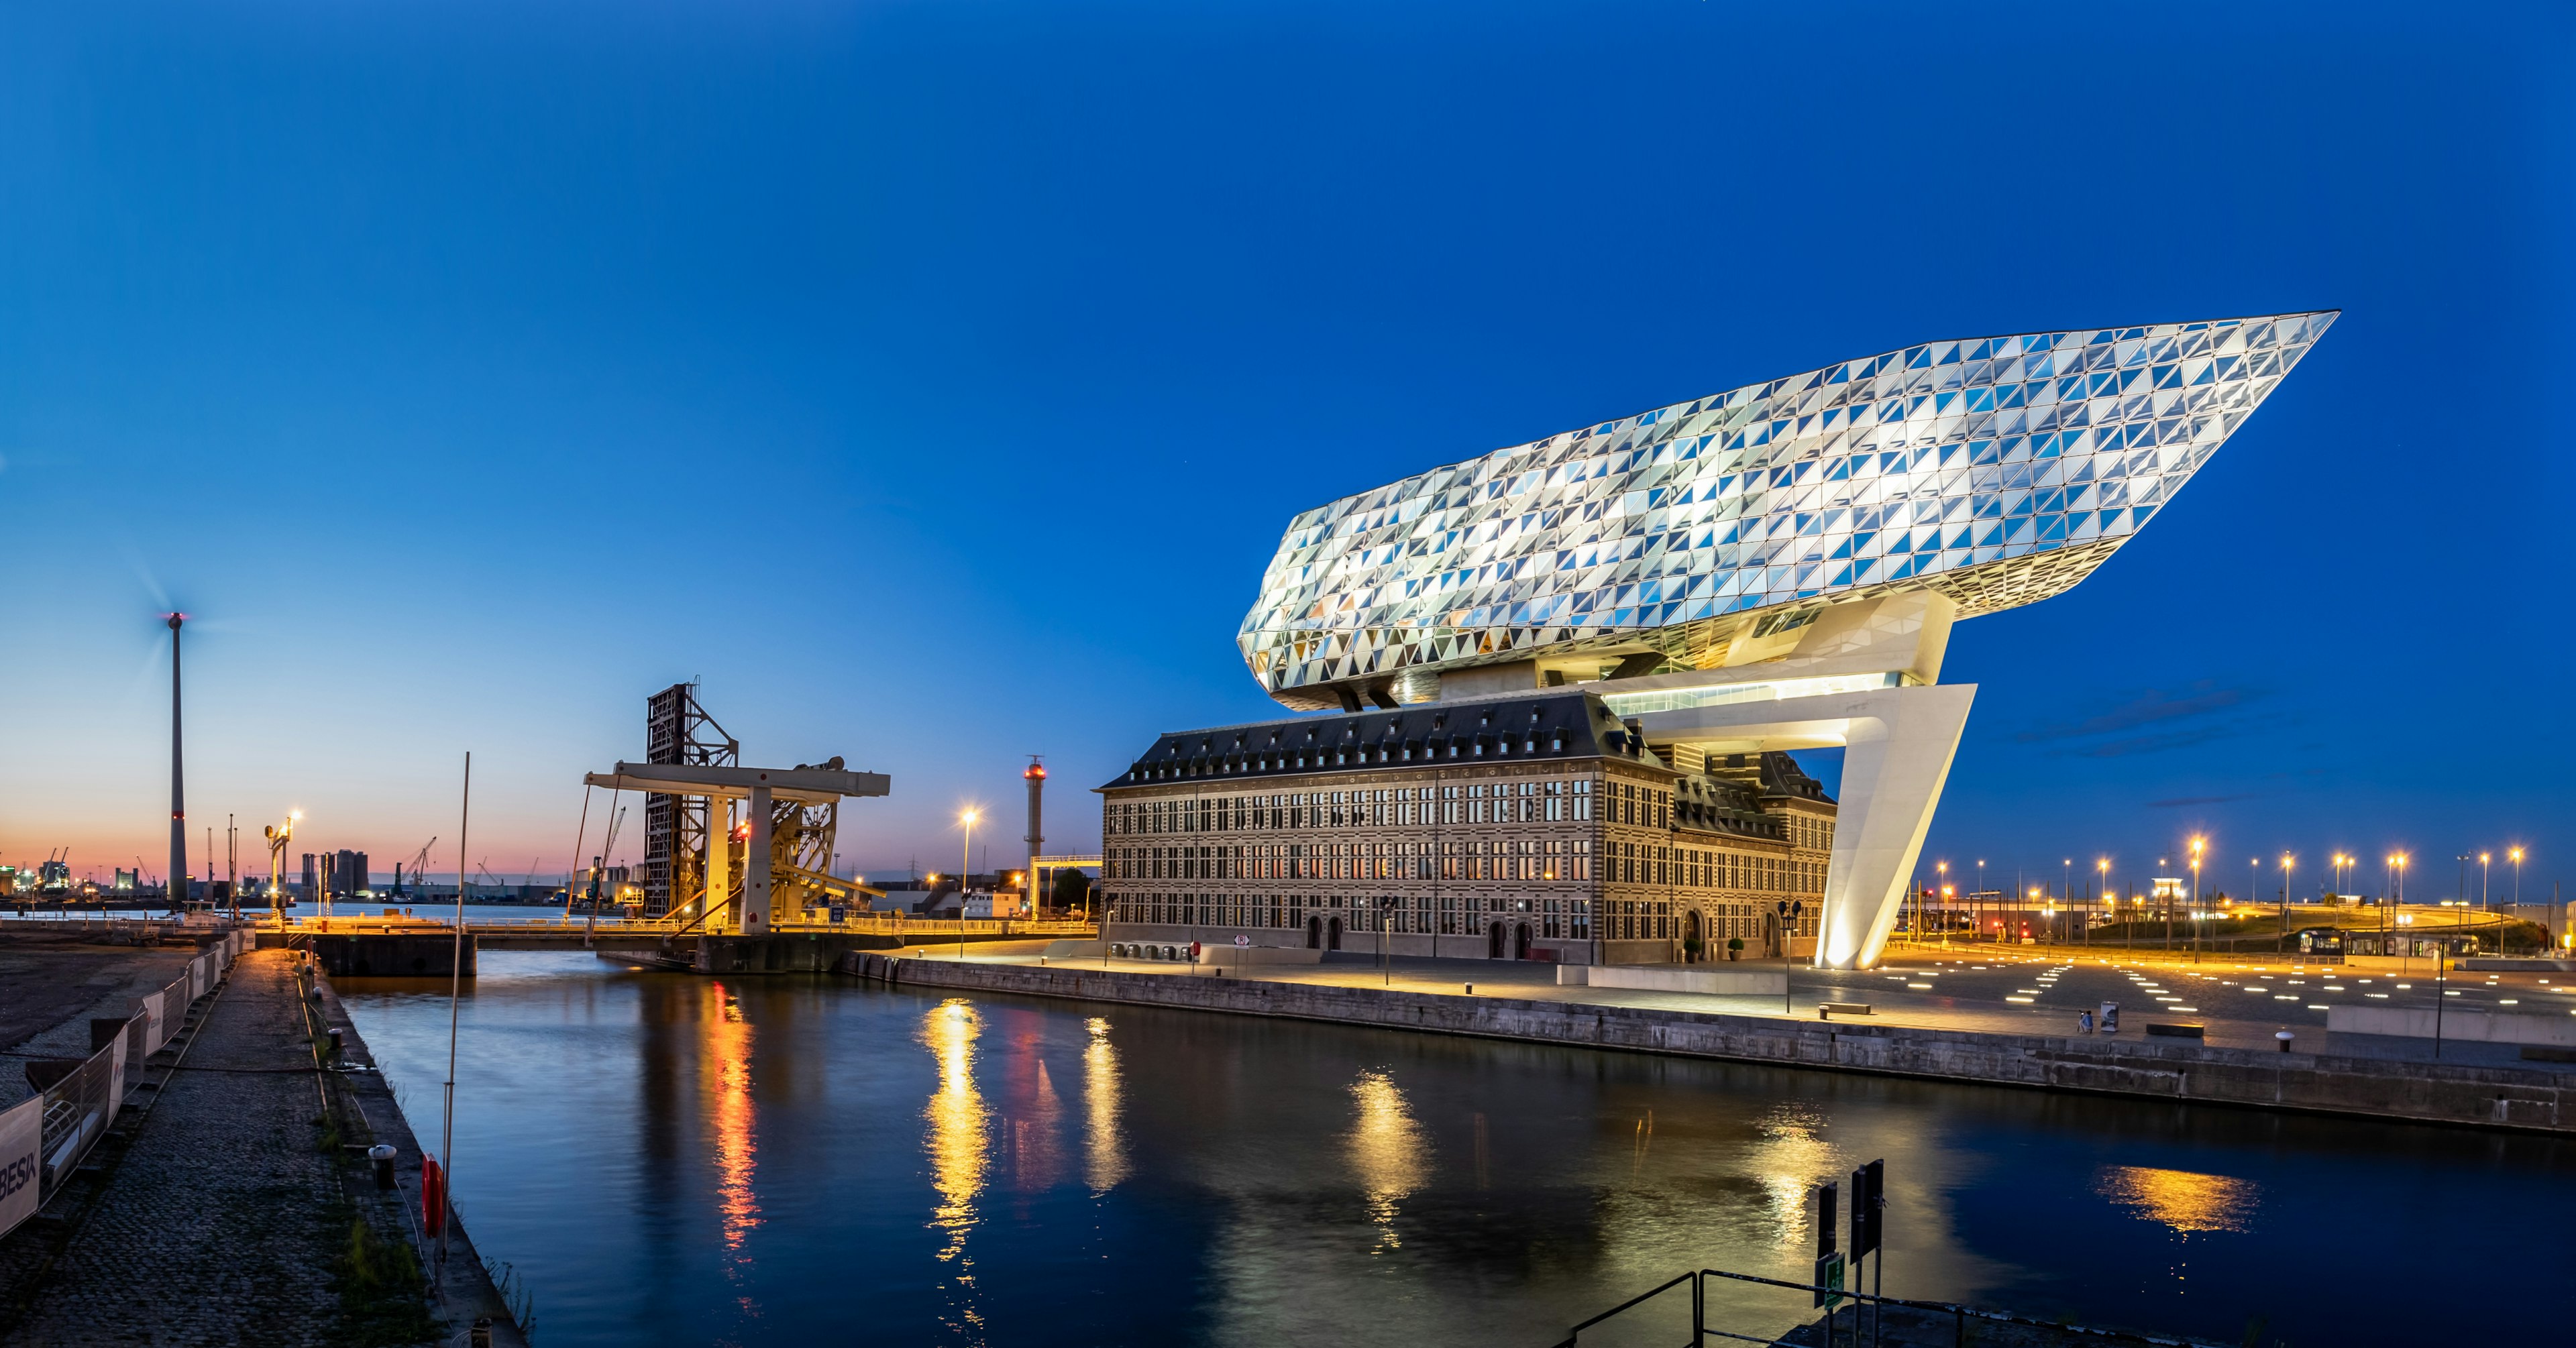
[914, 940, 2576, 1067]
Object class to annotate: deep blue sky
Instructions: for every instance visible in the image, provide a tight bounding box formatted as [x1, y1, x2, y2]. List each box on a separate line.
[3, 1, 2567, 899]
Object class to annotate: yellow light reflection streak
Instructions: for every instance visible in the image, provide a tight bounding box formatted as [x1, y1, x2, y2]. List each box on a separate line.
[2096, 1166, 2259, 1235]
[1751, 1104, 1837, 1246]
[707, 983, 760, 1257]
[1083, 1017, 1129, 1194]
[1346, 1068, 1427, 1253]
[920, 999, 989, 1341]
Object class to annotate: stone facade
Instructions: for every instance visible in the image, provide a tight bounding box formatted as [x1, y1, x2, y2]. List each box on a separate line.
[1096, 689, 1833, 964]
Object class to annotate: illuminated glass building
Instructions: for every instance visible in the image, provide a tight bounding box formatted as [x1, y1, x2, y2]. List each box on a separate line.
[1106, 313, 2334, 966]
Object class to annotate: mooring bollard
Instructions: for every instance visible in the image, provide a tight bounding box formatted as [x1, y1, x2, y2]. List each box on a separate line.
[369, 1144, 398, 1190]
[327, 1027, 344, 1062]
[2276, 1030, 2296, 1053]
[470, 1318, 494, 1347]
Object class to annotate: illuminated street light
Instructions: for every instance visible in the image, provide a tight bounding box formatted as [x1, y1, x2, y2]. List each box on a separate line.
[2094, 858, 2110, 950]
[957, 807, 981, 960]
[2510, 846, 2529, 946]
[2188, 836, 2205, 962]
[2390, 852, 2410, 969]
[2278, 853, 2294, 952]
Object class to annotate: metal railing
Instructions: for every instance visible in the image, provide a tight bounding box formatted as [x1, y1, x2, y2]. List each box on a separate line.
[2, 928, 252, 1240]
[1549, 1265, 2222, 1348]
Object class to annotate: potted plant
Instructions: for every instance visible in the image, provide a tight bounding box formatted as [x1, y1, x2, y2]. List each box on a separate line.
[1725, 936, 1744, 962]
[1682, 933, 1704, 962]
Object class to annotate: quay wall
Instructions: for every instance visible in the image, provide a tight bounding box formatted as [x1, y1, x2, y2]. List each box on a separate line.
[848, 952, 2576, 1135]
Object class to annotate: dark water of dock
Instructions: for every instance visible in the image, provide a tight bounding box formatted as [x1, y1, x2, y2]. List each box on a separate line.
[335, 952, 2576, 1347]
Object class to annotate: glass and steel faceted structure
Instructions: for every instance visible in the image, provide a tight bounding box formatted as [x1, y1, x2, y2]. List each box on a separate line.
[1220, 313, 2334, 970]
[1241, 313, 2337, 712]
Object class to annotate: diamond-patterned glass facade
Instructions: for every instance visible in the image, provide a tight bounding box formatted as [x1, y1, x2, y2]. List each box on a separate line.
[1242, 313, 2334, 708]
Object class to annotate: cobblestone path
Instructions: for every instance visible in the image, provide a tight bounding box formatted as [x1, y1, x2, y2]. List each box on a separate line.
[7, 949, 345, 1347]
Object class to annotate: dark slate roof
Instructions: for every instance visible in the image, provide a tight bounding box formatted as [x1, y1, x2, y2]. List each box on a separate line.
[1102, 691, 1663, 790]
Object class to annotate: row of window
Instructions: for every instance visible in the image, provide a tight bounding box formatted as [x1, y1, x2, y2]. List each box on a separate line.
[1108, 781, 1597, 835]
[1618, 844, 1827, 895]
[1108, 839, 1597, 883]
[1108, 840, 1826, 893]
[1104, 892, 1812, 945]
[1134, 727, 1574, 783]
[1114, 891, 1599, 940]
[1108, 782, 1832, 850]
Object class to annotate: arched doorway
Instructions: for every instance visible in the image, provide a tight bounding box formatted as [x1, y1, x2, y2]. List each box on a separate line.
[1514, 922, 1533, 960]
[1487, 921, 1505, 958]
[1327, 916, 1343, 950]
[1683, 910, 1703, 962]
[1306, 915, 1322, 949]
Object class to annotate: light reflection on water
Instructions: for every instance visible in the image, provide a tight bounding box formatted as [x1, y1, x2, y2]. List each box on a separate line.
[708, 983, 760, 1263]
[1082, 1017, 1128, 1194]
[2096, 1166, 2259, 1235]
[330, 954, 2576, 1348]
[1346, 1068, 1427, 1251]
[920, 999, 989, 1342]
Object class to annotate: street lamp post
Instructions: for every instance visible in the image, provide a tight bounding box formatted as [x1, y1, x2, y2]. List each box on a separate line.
[2188, 838, 2204, 963]
[1935, 862, 1947, 945]
[2456, 854, 2473, 954]
[2479, 851, 2492, 950]
[2380, 855, 2400, 969]
[1776, 899, 1805, 1014]
[2096, 858, 2108, 949]
[2279, 854, 2294, 954]
[2510, 846, 2527, 946]
[2159, 858, 2171, 953]
[959, 809, 979, 960]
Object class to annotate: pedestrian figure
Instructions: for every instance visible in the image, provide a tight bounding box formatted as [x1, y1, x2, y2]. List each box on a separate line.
[2078, 1010, 2094, 1034]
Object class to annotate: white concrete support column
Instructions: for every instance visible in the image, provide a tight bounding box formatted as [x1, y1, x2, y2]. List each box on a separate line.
[1813, 685, 1974, 970]
[1630, 681, 1975, 972]
[744, 785, 772, 933]
[704, 794, 731, 928]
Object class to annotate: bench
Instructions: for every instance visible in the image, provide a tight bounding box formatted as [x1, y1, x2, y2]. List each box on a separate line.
[2144, 1023, 2206, 1039]
[1817, 1003, 1873, 1019]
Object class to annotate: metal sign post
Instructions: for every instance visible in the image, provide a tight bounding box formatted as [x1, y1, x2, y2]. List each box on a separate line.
[1851, 1158, 1885, 1347]
[1814, 1180, 1843, 1342]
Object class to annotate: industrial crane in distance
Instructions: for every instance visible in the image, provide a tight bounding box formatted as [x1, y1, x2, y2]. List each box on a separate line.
[393, 838, 435, 900]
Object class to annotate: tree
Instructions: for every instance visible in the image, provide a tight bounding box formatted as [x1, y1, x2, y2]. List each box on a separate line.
[1052, 868, 1093, 912]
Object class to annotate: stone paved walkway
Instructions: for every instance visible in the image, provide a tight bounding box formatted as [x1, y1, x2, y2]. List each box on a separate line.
[6, 949, 346, 1347]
